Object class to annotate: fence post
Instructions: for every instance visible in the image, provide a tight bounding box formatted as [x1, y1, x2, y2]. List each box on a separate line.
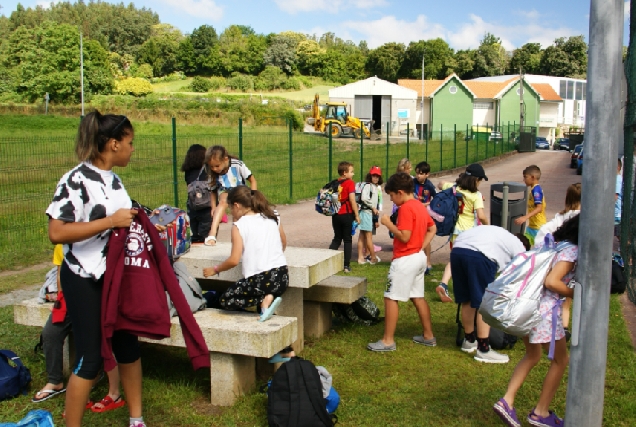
[453, 124, 457, 169]
[328, 123, 333, 181]
[406, 122, 410, 159]
[385, 122, 389, 179]
[171, 117, 179, 207]
[439, 124, 442, 172]
[465, 124, 469, 166]
[425, 125, 429, 162]
[289, 119, 293, 200]
[360, 125, 364, 176]
[486, 122, 489, 159]
[238, 118, 243, 161]
[508, 121, 511, 152]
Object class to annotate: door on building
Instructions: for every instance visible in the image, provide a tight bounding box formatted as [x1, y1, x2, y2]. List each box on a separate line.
[354, 95, 372, 122]
[370, 95, 392, 132]
[381, 95, 391, 134]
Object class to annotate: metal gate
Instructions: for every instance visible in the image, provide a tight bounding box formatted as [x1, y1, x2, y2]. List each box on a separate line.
[354, 95, 372, 120]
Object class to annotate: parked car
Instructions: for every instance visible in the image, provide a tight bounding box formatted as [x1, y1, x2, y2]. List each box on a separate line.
[570, 144, 583, 168]
[535, 137, 550, 150]
[576, 148, 583, 175]
[556, 138, 571, 151]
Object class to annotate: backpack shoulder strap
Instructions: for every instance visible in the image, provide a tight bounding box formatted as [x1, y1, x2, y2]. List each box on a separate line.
[0, 350, 23, 367]
[299, 360, 334, 426]
[197, 166, 207, 181]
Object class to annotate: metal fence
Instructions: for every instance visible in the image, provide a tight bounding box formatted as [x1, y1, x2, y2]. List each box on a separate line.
[0, 119, 520, 270]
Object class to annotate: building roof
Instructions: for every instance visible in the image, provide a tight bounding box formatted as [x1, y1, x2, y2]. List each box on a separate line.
[397, 79, 445, 97]
[329, 76, 417, 99]
[530, 83, 563, 102]
[398, 74, 476, 98]
[463, 79, 513, 99]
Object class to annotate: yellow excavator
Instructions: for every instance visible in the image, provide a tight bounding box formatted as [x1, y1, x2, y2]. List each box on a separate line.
[307, 94, 378, 139]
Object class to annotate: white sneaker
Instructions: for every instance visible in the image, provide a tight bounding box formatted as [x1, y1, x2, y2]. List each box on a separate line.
[461, 339, 478, 354]
[474, 349, 509, 364]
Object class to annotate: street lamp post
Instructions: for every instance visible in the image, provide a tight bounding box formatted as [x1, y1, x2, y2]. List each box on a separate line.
[421, 51, 425, 141]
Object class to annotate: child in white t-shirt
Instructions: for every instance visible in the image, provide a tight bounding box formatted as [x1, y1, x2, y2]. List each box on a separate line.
[203, 186, 287, 322]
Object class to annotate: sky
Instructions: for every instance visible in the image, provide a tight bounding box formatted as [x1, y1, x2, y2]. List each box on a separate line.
[1, 0, 631, 50]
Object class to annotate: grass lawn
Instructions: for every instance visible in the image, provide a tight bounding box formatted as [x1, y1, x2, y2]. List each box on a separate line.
[1, 263, 635, 426]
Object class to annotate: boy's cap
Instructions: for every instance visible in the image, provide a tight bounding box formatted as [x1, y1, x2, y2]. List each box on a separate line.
[465, 164, 488, 181]
[369, 166, 382, 176]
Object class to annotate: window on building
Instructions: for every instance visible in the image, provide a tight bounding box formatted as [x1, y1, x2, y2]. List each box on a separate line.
[581, 82, 586, 100]
[567, 81, 574, 99]
[575, 82, 583, 100]
[449, 85, 458, 94]
[473, 102, 494, 109]
[560, 80, 567, 99]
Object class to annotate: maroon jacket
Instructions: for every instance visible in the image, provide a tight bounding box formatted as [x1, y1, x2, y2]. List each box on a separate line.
[101, 209, 209, 371]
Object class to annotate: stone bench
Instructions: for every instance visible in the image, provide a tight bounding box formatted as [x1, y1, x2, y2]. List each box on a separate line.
[180, 243, 344, 350]
[303, 275, 367, 338]
[14, 298, 297, 406]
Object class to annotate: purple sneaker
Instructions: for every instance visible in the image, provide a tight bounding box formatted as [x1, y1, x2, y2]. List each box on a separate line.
[493, 398, 521, 427]
[527, 409, 564, 427]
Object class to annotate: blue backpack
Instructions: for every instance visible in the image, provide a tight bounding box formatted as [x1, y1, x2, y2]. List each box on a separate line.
[427, 186, 463, 236]
[0, 350, 32, 401]
[0, 410, 54, 427]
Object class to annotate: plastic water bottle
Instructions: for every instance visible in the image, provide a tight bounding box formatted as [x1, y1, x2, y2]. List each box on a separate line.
[351, 221, 358, 235]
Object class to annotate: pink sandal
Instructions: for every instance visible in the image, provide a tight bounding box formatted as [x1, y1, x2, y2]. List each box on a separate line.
[91, 395, 126, 413]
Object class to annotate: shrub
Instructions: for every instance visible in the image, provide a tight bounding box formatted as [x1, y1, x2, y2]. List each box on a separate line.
[134, 64, 154, 79]
[190, 76, 213, 92]
[281, 77, 301, 90]
[228, 74, 254, 92]
[114, 77, 154, 97]
[209, 76, 227, 91]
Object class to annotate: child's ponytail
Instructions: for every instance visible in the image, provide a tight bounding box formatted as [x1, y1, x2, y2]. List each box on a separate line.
[227, 186, 278, 223]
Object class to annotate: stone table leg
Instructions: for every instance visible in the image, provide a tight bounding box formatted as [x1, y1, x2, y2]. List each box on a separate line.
[276, 287, 304, 352]
[209, 352, 256, 406]
[303, 301, 332, 338]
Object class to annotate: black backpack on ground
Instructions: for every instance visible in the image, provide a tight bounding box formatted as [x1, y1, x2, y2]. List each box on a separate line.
[454, 303, 517, 350]
[610, 253, 626, 294]
[267, 357, 336, 427]
[333, 296, 382, 326]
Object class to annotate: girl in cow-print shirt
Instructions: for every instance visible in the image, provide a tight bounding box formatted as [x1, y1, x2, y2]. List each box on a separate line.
[46, 111, 147, 427]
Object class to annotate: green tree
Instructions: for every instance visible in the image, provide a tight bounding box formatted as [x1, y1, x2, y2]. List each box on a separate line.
[399, 38, 455, 80]
[264, 34, 298, 75]
[190, 24, 219, 74]
[452, 49, 475, 79]
[6, 21, 112, 102]
[297, 39, 325, 76]
[470, 33, 509, 78]
[366, 42, 405, 82]
[540, 35, 587, 78]
[137, 24, 183, 77]
[217, 25, 266, 76]
[508, 42, 542, 74]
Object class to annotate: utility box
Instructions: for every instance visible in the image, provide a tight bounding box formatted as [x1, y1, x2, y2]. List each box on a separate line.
[517, 126, 537, 152]
[490, 182, 528, 234]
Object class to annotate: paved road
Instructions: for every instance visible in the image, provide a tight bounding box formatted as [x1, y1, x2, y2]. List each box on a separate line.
[216, 149, 579, 265]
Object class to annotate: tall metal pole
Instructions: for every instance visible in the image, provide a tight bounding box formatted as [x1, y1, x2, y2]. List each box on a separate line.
[565, 1, 623, 425]
[80, 31, 84, 116]
[519, 67, 524, 130]
[421, 50, 425, 141]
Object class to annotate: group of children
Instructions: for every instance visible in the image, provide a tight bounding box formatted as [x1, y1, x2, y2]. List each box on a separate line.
[42, 112, 617, 427]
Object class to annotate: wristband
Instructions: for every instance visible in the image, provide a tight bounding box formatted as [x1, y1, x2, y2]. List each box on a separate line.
[213, 265, 219, 275]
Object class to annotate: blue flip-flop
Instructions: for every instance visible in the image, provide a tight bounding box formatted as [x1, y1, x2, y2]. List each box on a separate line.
[268, 353, 291, 364]
[259, 297, 282, 322]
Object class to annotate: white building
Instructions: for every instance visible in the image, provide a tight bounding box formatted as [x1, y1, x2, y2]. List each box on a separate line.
[472, 74, 586, 128]
[329, 76, 418, 136]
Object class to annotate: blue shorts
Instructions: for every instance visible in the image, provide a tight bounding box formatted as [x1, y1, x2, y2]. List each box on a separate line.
[450, 248, 497, 308]
[359, 210, 373, 231]
[524, 227, 539, 246]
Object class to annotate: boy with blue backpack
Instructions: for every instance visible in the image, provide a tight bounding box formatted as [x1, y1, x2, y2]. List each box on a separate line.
[414, 161, 436, 274]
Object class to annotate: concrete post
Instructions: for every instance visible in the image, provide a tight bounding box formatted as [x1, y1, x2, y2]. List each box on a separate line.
[564, 1, 624, 425]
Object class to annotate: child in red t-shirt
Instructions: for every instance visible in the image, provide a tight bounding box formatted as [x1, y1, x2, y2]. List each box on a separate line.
[367, 173, 437, 352]
[328, 161, 361, 273]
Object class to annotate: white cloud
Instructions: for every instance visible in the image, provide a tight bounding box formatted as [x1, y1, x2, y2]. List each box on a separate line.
[273, 0, 387, 14]
[447, 14, 579, 50]
[341, 15, 446, 48]
[36, 1, 58, 9]
[158, 0, 223, 20]
[515, 9, 540, 20]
